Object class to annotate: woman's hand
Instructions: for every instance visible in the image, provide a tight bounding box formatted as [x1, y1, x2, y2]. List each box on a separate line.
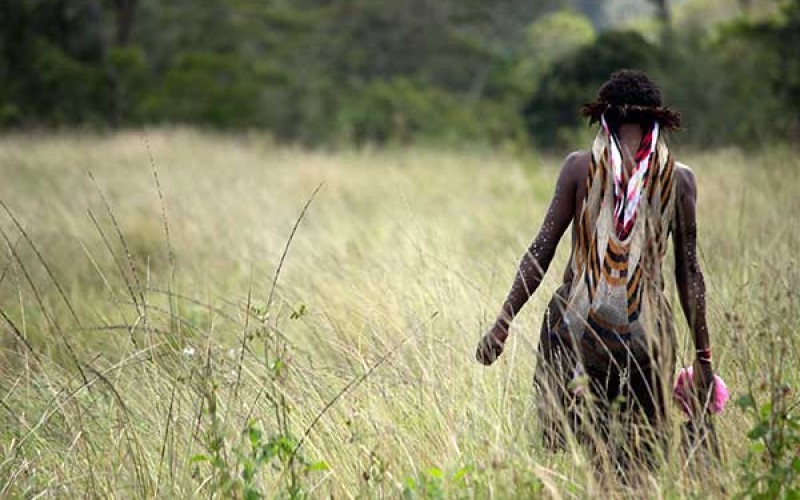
[475, 322, 509, 365]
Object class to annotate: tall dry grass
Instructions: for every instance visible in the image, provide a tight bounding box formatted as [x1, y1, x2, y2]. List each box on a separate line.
[0, 129, 798, 498]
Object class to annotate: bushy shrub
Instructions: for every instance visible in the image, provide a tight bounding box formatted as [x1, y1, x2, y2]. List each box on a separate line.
[511, 9, 596, 95]
[334, 78, 524, 146]
[107, 46, 150, 125]
[30, 39, 112, 125]
[717, 1, 800, 141]
[521, 30, 659, 148]
[141, 52, 270, 128]
[652, 34, 788, 147]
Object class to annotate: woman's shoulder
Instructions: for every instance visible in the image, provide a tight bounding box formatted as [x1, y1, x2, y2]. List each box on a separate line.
[564, 150, 591, 167]
[561, 150, 591, 179]
[674, 161, 697, 196]
[674, 161, 694, 177]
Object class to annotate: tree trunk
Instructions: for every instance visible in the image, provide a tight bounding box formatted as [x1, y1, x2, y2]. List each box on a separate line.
[113, 0, 135, 46]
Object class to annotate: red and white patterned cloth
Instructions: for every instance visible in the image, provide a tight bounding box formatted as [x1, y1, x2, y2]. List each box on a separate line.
[601, 115, 660, 240]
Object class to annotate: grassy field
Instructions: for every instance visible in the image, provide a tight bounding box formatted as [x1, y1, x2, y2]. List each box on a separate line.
[0, 129, 798, 498]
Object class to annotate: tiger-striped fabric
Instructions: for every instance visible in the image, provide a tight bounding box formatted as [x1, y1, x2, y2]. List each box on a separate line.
[563, 121, 677, 371]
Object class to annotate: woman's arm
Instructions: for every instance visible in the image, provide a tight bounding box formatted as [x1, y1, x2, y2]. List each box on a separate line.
[673, 165, 715, 406]
[476, 153, 581, 365]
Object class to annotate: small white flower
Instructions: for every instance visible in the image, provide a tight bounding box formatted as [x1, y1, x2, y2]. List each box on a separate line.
[182, 346, 195, 357]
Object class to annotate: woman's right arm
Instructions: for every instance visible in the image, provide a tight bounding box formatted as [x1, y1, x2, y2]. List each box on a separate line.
[476, 153, 582, 365]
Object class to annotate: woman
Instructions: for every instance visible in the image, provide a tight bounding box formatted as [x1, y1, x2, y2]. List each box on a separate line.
[476, 70, 716, 467]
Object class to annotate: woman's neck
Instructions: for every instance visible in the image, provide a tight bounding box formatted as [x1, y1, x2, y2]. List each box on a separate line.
[617, 123, 643, 173]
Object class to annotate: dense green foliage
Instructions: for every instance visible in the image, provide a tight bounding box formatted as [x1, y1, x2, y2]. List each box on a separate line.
[1, 0, 798, 147]
[522, 30, 658, 146]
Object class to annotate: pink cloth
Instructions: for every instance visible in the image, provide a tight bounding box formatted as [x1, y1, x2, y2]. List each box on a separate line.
[673, 366, 730, 417]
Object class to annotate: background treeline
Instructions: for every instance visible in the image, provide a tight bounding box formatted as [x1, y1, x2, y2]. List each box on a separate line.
[0, 0, 798, 148]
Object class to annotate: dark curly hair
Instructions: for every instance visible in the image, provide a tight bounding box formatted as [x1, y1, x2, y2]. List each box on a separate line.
[581, 69, 681, 131]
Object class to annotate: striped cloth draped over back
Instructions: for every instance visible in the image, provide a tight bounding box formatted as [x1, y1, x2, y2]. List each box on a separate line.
[562, 118, 678, 370]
